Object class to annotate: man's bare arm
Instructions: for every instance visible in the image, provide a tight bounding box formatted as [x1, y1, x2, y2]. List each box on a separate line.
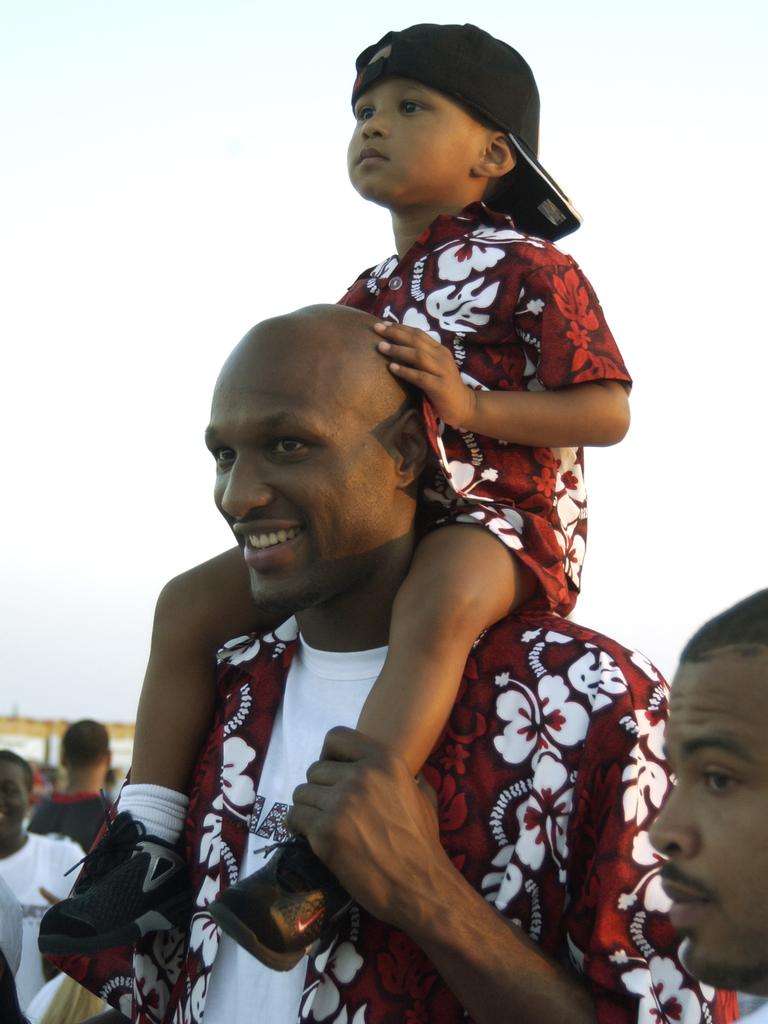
[288, 727, 596, 1024]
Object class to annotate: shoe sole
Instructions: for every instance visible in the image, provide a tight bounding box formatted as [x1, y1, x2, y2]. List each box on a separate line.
[207, 901, 308, 972]
[38, 894, 192, 955]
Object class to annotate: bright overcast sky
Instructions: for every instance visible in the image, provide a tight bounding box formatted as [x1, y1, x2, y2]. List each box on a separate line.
[2, 0, 766, 722]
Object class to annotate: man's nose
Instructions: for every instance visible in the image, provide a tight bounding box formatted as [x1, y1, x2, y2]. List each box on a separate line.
[649, 789, 700, 860]
[218, 461, 275, 520]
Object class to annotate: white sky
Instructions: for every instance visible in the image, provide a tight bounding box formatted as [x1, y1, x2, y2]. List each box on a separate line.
[2, 0, 766, 722]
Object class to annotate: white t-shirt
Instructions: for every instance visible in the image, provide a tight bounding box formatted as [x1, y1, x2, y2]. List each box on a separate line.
[742, 1002, 768, 1023]
[203, 637, 387, 1024]
[24, 971, 67, 1023]
[0, 831, 84, 1010]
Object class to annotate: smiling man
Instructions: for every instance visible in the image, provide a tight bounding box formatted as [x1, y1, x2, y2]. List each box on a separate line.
[47, 305, 734, 1023]
[650, 590, 768, 1021]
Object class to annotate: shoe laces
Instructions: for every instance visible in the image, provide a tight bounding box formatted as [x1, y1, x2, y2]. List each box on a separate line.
[65, 808, 146, 883]
[251, 838, 292, 857]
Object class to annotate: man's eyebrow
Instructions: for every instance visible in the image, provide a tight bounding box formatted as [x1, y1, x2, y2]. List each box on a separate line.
[257, 412, 313, 431]
[204, 412, 319, 445]
[673, 735, 755, 763]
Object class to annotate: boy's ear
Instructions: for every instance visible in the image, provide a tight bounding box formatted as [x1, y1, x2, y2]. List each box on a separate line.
[471, 131, 516, 181]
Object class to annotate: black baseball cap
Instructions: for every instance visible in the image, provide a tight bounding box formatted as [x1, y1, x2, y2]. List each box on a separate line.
[352, 24, 582, 241]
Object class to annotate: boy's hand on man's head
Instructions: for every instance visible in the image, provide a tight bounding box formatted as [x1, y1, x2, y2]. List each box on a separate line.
[374, 322, 476, 429]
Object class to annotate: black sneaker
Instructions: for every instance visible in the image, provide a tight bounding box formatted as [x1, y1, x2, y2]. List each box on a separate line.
[207, 835, 352, 971]
[38, 811, 192, 954]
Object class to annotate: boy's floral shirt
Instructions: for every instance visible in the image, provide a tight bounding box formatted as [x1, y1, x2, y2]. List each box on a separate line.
[50, 614, 736, 1024]
[340, 203, 632, 616]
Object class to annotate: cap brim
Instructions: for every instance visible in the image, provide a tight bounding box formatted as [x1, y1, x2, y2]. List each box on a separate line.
[497, 134, 582, 241]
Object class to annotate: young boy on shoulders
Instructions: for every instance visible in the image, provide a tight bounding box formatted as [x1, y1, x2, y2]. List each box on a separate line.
[40, 23, 630, 972]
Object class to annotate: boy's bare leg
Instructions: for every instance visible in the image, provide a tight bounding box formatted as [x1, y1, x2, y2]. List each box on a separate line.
[131, 545, 269, 789]
[357, 525, 536, 775]
[37, 547, 278, 955]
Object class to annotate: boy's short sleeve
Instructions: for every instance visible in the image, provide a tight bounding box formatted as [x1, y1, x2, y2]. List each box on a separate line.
[519, 261, 632, 391]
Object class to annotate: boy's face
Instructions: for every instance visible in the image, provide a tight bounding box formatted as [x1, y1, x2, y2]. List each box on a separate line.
[348, 77, 498, 217]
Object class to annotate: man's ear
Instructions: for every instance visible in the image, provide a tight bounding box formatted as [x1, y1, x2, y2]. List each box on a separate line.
[390, 407, 428, 486]
[471, 131, 516, 181]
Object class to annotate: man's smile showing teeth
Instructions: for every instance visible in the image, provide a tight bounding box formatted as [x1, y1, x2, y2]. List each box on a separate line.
[246, 527, 301, 550]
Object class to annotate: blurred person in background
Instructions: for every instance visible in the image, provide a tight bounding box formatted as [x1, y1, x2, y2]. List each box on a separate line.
[0, 750, 83, 1011]
[26, 971, 106, 1024]
[0, 873, 30, 1023]
[29, 721, 111, 851]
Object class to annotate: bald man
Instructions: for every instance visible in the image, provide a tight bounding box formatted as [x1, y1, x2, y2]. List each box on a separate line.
[47, 306, 734, 1024]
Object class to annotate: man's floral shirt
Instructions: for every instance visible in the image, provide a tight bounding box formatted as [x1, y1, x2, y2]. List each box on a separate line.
[50, 614, 736, 1023]
[340, 203, 632, 615]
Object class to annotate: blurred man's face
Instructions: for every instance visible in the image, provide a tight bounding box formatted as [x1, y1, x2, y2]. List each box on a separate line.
[0, 761, 31, 850]
[650, 646, 768, 993]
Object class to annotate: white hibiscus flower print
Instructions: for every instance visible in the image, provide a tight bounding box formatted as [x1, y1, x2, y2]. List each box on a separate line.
[425, 279, 499, 331]
[199, 794, 223, 870]
[434, 225, 534, 281]
[218, 618, 297, 665]
[151, 926, 185, 983]
[617, 830, 670, 913]
[372, 255, 398, 280]
[401, 307, 441, 342]
[483, 844, 524, 909]
[473, 508, 524, 548]
[221, 736, 256, 815]
[634, 707, 667, 761]
[542, 630, 571, 645]
[644, 718, 667, 762]
[189, 902, 219, 968]
[622, 743, 669, 826]
[217, 633, 261, 665]
[443, 459, 499, 497]
[170, 998, 184, 1024]
[437, 235, 507, 281]
[302, 939, 365, 1021]
[630, 650, 661, 681]
[494, 674, 588, 767]
[133, 957, 170, 1024]
[622, 955, 702, 1023]
[117, 993, 133, 1019]
[515, 754, 573, 873]
[189, 974, 207, 1024]
[568, 649, 628, 712]
[268, 617, 300, 642]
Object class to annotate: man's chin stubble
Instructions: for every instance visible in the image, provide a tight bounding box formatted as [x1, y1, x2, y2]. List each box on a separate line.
[681, 937, 768, 994]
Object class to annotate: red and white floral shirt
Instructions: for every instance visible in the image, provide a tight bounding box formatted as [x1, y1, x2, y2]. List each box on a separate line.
[50, 614, 736, 1023]
[340, 204, 632, 616]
